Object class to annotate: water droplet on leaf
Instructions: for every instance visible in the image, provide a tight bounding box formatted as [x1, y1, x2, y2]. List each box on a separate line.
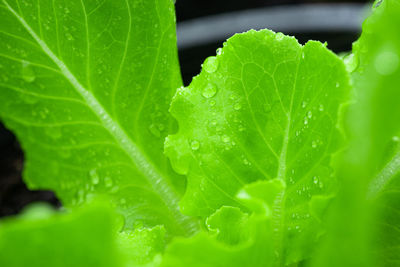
[203, 56, 218, 73]
[89, 169, 99, 185]
[191, 140, 200, 151]
[312, 141, 317, 148]
[344, 53, 359, 73]
[375, 50, 399, 76]
[104, 177, 113, 188]
[202, 83, 217, 98]
[275, 32, 284, 41]
[21, 60, 35, 83]
[234, 102, 242, 110]
[45, 127, 62, 139]
[65, 33, 74, 41]
[222, 135, 231, 143]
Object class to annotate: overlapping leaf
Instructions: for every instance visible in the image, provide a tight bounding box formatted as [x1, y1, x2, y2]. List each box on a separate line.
[165, 29, 349, 263]
[0, 202, 122, 267]
[313, 1, 400, 266]
[162, 180, 283, 267]
[0, 0, 197, 235]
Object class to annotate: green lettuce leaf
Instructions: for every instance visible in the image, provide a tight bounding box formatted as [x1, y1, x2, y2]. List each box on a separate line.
[312, 1, 400, 266]
[162, 180, 282, 267]
[0, 0, 197, 235]
[118, 225, 166, 267]
[165, 29, 349, 264]
[0, 202, 122, 267]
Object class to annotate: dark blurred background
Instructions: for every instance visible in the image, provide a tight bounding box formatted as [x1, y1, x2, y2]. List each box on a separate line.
[0, 0, 370, 217]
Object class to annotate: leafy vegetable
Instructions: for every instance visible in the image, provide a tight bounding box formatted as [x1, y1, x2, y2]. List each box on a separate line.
[0, 0, 197, 236]
[313, 1, 400, 266]
[0, 0, 399, 266]
[165, 29, 349, 264]
[0, 201, 122, 267]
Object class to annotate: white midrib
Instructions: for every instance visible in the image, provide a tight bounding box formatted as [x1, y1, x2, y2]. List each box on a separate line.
[273, 54, 301, 265]
[367, 149, 400, 200]
[4, 0, 196, 235]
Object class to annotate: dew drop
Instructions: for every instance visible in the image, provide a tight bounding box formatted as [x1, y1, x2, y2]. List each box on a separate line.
[203, 56, 218, 73]
[275, 32, 284, 41]
[335, 82, 340, 88]
[210, 100, 216, 106]
[313, 176, 319, 184]
[190, 140, 200, 151]
[375, 50, 399, 76]
[301, 101, 307, 108]
[393, 136, 400, 142]
[76, 189, 85, 205]
[307, 111, 312, 119]
[89, 169, 99, 185]
[21, 60, 35, 83]
[216, 47, 223, 56]
[318, 104, 324, 112]
[312, 141, 317, 148]
[202, 83, 217, 98]
[237, 190, 251, 200]
[65, 33, 74, 41]
[104, 177, 113, 188]
[222, 135, 231, 143]
[304, 117, 309, 125]
[45, 127, 62, 139]
[344, 53, 359, 73]
[40, 109, 49, 119]
[233, 102, 242, 110]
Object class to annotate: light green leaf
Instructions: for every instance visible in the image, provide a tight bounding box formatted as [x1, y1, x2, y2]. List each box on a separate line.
[312, 0, 400, 266]
[162, 201, 274, 267]
[0, 202, 122, 267]
[118, 225, 166, 267]
[0, 0, 197, 235]
[165, 29, 349, 263]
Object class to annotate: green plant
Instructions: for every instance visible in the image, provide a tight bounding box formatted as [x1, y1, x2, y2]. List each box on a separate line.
[0, 0, 399, 266]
